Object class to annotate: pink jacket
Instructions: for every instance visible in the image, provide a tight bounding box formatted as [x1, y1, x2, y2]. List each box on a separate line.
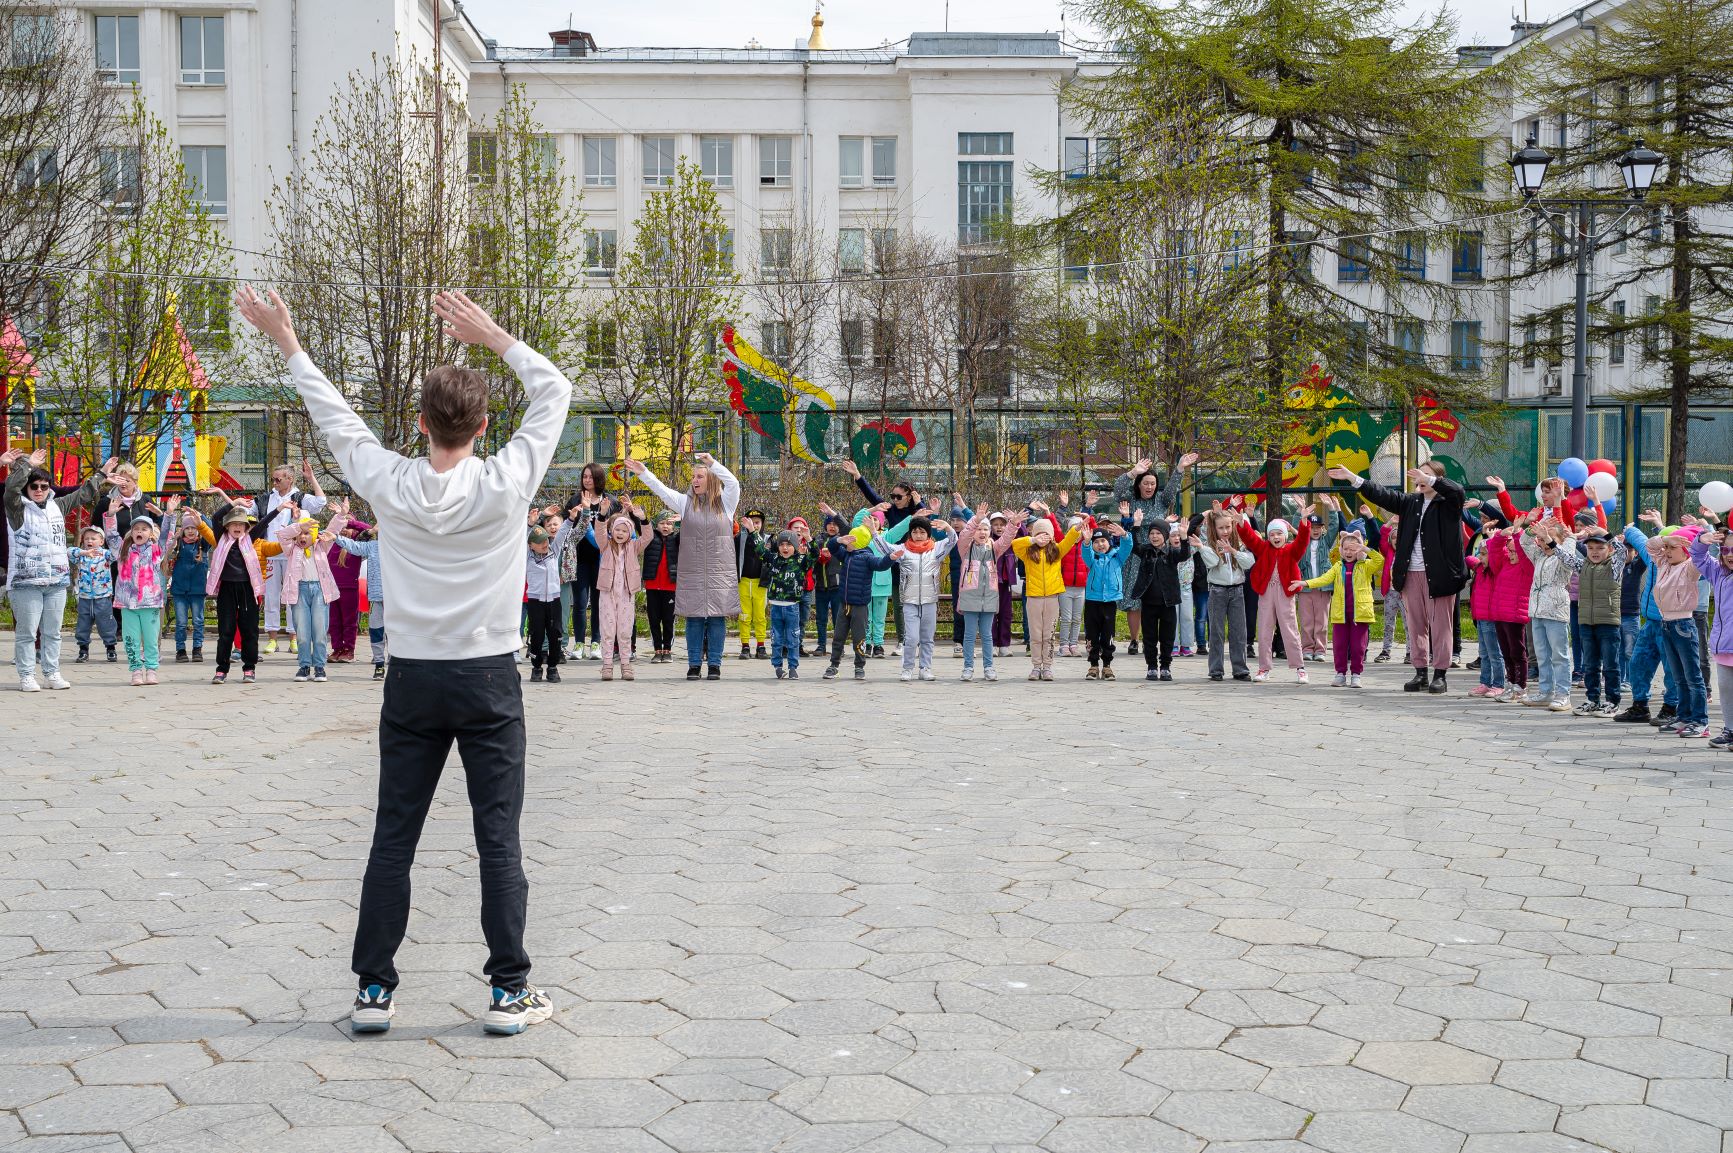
[1647, 535, 1701, 620]
[595, 530, 653, 594]
[1482, 532, 1533, 624]
[274, 528, 340, 605]
[1466, 551, 1496, 619]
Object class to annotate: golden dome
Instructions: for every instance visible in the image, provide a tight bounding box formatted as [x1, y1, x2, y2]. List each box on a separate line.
[807, 7, 828, 50]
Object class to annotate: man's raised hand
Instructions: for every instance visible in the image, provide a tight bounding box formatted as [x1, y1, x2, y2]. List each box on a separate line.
[235, 286, 303, 358]
[433, 291, 515, 357]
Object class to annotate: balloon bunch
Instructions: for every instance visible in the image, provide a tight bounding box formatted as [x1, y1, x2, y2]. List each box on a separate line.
[1700, 480, 1733, 516]
[1549, 457, 1620, 521]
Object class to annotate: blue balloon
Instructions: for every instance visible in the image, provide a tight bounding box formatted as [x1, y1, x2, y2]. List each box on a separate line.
[1558, 457, 1590, 488]
[1600, 494, 1618, 514]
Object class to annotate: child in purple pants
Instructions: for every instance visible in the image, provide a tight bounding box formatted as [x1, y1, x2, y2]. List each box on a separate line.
[1295, 530, 1384, 688]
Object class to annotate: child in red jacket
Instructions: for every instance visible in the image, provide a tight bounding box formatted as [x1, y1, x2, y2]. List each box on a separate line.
[1238, 516, 1312, 683]
[1485, 520, 1535, 702]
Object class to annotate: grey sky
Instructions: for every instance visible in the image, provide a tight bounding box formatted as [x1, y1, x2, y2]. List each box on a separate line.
[460, 0, 1560, 54]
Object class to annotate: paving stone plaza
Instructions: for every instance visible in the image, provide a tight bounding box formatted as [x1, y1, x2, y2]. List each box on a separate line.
[2, 648, 1730, 1153]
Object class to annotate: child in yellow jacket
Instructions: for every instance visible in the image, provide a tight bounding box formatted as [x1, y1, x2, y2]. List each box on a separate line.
[1010, 504, 1083, 680]
[1291, 529, 1384, 687]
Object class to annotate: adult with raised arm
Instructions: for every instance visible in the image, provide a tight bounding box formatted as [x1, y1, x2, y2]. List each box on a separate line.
[236, 284, 573, 1038]
[1114, 452, 1200, 657]
[626, 451, 740, 680]
[1327, 460, 1467, 694]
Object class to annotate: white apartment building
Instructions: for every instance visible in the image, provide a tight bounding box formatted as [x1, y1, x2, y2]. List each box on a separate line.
[60, 0, 1688, 431]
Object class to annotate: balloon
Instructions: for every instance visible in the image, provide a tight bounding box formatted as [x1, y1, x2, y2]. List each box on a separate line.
[1557, 457, 1590, 489]
[1600, 494, 1618, 515]
[1562, 488, 1592, 519]
[1699, 480, 1733, 515]
[1584, 472, 1618, 502]
[1589, 458, 1617, 478]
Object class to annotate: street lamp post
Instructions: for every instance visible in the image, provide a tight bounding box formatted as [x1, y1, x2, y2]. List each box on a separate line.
[1507, 136, 1664, 462]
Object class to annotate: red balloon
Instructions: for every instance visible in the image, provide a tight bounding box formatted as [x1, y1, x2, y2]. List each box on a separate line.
[1588, 458, 1617, 477]
[1561, 487, 1607, 526]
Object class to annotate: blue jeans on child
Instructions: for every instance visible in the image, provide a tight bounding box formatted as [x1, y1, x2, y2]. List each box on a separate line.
[684, 615, 728, 670]
[1626, 619, 1678, 709]
[814, 587, 841, 654]
[769, 602, 801, 671]
[291, 580, 330, 672]
[1580, 622, 1623, 705]
[368, 601, 387, 666]
[1657, 617, 1708, 725]
[1533, 617, 1571, 700]
[1474, 618, 1504, 689]
[75, 594, 118, 649]
[173, 594, 206, 652]
[960, 610, 995, 673]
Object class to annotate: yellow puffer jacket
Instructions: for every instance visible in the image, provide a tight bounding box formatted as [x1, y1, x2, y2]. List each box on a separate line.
[1012, 526, 1083, 598]
[1302, 549, 1384, 625]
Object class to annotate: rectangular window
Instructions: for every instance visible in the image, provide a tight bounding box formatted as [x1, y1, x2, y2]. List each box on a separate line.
[1451, 231, 1483, 282]
[871, 136, 896, 186]
[958, 132, 1012, 155]
[99, 146, 139, 211]
[1395, 232, 1426, 279]
[1396, 151, 1427, 191]
[872, 320, 895, 369]
[870, 227, 895, 272]
[583, 136, 617, 187]
[590, 416, 619, 461]
[238, 415, 267, 467]
[838, 136, 863, 188]
[1281, 230, 1315, 283]
[95, 14, 139, 84]
[182, 278, 228, 337]
[1345, 320, 1370, 369]
[10, 14, 53, 67]
[1522, 319, 1536, 369]
[1063, 236, 1088, 282]
[1394, 321, 1425, 367]
[1450, 320, 1482, 373]
[1341, 140, 1371, 190]
[957, 161, 1012, 244]
[1337, 239, 1370, 283]
[179, 16, 223, 85]
[840, 319, 865, 367]
[759, 136, 793, 187]
[17, 147, 56, 190]
[1466, 140, 1486, 192]
[760, 321, 790, 366]
[1610, 300, 1626, 365]
[760, 228, 792, 276]
[1549, 315, 1565, 367]
[1063, 137, 1090, 179]
[1094, 137, 1120, 179]
[641, 136, 675, 188]
[703, 228, 734, 273]
[1222, 230, 1251, 272]
[1642, 294, 1662, 361]
[699, 135, 733, 188]
[583, 229, 617, 275]
[181, 146, 227, 214]
[838, 227, 865, 275]
[583, 320, 617, 370]
[467, 134, 497, 183]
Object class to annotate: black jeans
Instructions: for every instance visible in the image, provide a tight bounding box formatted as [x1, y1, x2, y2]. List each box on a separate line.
[525, 600, 562, 668]
[214, 580, 259, 674]
[1084, 600, 1118, 666]
[353, 653, 530, 994]
[646, 589, 676, 650]
[829, 602, 871, 670]
[1142, 602, 1178, 670]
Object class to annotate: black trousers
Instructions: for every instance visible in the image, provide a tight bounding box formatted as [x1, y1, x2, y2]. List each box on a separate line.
[525, 599, 562, 668]
[646, 589, 676, 650]
[1084, 600, 1118, 666]
[829, 602, 871, 670]
[214, 579, 259, 674]
[889, 568, 906, 642]
[354, 653, 530, 993]
[1142, 602, 1178, 670]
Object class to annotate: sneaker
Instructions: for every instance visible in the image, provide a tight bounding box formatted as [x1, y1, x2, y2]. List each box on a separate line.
[1178, 647, 1194, 657]
[953, 644, 964, 657]
[483, 985, 554, 1035]
[873, 645, 885, 659]
[176, 650, 189, 663]
[1613, 703, 1652, 723]
[823, 665, 839, 680]
[130, 671, 144, 687]
[75, 647, 89, 664]
[1678, 722, 1709, 738]
[1650, 705, 1678, 727]
[1659, 719, 1684, 733]
[899, 669, 914, 682]
[546, 666, 562, 684]
[1040, 669, 1055, 681]
[192, 647, 203, 663]
[984, 669, 998, 682]
[1548, 696, 1571, 712]
[776, 667, 788, 680]
[1467, 657, 1482, 670]
[1128, 640, 1140, 656]
[688, 666, 702, 681]
[143, 670, 157, 686]
[1146, 669, 1160, 681]
[351, 984, 395, 1033]
[739, 645, 752, 661]
[786, 669, 798, 680]
[707, 666, 721, 680]
[1296, 668, 1309, 684]
[1469, 684, 1490, 697]
[601, 666, 614, 682]
[1029, 670, 1040, 682]
[1572, 701, 1600, 716]
[755, 644, 768, 660]
[1101, 667, 1116, 681]
[1709, 729, 1733, 749]
[373, 663, 386, 680]
[294, 667, 311, 683]
[918, 669, 935, 681]
[105, 646, 117, 663]
[263, 637, 278, 655]
[211, 671, 226, 685]
[1086, 666, 1100, 680]
[891, 644, 903, 657]
[1332, 673, 1347, 687]
[1209, 672, 1224, 681]
[313, 669, 328, 683]
[1233, 672, 1252, 681]
[1348, 674, 1362, 688]
[18, 675, 40, 693]
[1593, 702, 1619, 717]
[1253, 670, 1269, 683]
[287, 637, 298, 654]
[853, 668, 866, 680]
[1159, 669, 1173, 681]
[1374, 651, 1391, 663]
[962, 668, 976, 682]
[242, 671, 256, 683]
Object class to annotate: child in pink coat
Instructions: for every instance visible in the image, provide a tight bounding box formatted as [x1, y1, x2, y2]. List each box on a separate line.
[594, 499, 654, 681]
[275, 503, 344, 682]
[1485, 519, 1535, 702]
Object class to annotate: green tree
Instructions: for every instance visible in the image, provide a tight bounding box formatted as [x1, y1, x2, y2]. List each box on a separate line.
[1067, 0, 1500, 509]
[591, 158, 740, 480]
[1528, 0, 1733, 519]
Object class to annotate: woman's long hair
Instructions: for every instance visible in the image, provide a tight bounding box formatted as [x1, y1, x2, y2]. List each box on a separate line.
[689, 466, 723, 515]
[580, 461, 609, 500]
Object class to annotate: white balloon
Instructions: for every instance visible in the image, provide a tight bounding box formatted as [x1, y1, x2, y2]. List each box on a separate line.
[1585, 472, 1618, 501]
[1699, 480, 1733, 515]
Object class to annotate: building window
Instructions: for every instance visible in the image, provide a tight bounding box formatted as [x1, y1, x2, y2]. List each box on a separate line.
[181, 146, 227, 214]
[965, 347, 1012, 398]
[871, 136, 895, 186]
[1280, 230, 1315, 283]
[9, 14, 54, 67]
[1337, 239, 1370, 283]
[759, 136, 793, 187]
[641, 136, 676, 188]
[467, 134, 497, 183]
[1094, 137, 1120, 179]
[839, 137, 864, 188]
[179, 16, 223, 85]
[1642, 295, 1662, 362]
[760, 321, 790, 366]
[869, 227, 895, 272]
[182, 278, 229, 338]
[840, 319, 865, 368]
[838, 228, 865, 275]
[238, 415, 267, 467]
[1395, 232, 1426, 279]
[94, 14, 139, 84]
[527, 135, 558, 174]
[872, 320, 895, 369]
[99, 146, 139, 212]
[1451, 231, 1483, 282]
[1549, 315, 1565, 367]
[700, 135, 733, 188]
[702, 228, 733, 274]
[589, 415, 618, 461]
[1465, 140, 1486, 192]
[17, 147, 56, 190]
[1522, 318, 1536, 369]
[583, 229, 617, 275]
[1394, 321, 1424, 367]
[583, 319, 617, 370]
[957, 161, 1012, 244]
[583, 137, 616, 187]
[1344, 320, 1370, 369]
[760, 228, 792, 276]
[1450, 320, 1482, 373]
[958, 132, 1012, 155]
[1063, 236, 1088, 282]
[1063, 137, 1089, 179]
[1609, 300, 1626, 365]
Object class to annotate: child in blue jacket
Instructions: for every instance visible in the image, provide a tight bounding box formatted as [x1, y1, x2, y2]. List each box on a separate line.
[824, 522, 896, 681]
[1082, 523, 1133, 679]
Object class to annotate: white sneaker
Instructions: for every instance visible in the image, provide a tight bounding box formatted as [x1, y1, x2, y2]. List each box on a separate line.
[1348, 674, 1362, 688]
[918, 669, 935, 681]
[1253, 670, 1269, 683]
[18, 675, 40, 693]
[899, 670, 914, 682]
[952, 644, 963, 657]
[961, 668, 975, 682]
[1295, 668, 1309, 684]
[892, 644, 903, 657]
[984, 668, 998, 682]
[587, 645, 601, 661]
[1548, 696, 1571, 712]
[1331, 673, 1347, 687]
[1594, 701, 1620, 717]
[44, 673, 72, 690]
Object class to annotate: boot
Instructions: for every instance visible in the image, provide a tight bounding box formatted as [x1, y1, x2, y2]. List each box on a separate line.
[755, 643, 768, 660]
[1649, 704, 1677, 727]
[75, 646, 89, 664]
[192, 647, 204, 663]
[1403, 668, 1429, 692]
[105, 645, 118, 663]
[1613, 702, 1651, 723]
[1428, 669, 1448, 694]
[176, 649, 189, 663]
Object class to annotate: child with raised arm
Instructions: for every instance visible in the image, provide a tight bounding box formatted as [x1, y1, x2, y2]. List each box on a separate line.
[885, 507, 957, 681]
[1081, 521, 1134, 680]
[103, 493, 172, 685]
[1293, 528, 1383, 687]
[237, 285, 572, 1036]
[594, 496, 654, 681]
[70, 524, 118, 664]
[332, 521, 388, 678]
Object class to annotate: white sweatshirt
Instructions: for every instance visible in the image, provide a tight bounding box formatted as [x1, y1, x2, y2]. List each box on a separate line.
[286, 343, 574, 660]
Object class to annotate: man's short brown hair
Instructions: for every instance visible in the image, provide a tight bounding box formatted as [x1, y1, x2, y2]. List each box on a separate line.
[420, 366, 488, 449]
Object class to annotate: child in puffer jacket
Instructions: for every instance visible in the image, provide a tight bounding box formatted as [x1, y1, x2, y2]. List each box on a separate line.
[1689, 528, 1733, 747]
[103, 494, 172, 685]
[1649, 527, 1708, 737]
[885, 516, 956, 681]
[1520, 514, 1583, 712]
[1081, 523, 1133, 679]
[1464, 531, 1505, 698]
[1486, 520, 1534, 703]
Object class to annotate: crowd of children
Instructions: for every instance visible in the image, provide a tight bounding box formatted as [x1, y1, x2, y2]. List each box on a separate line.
[8, 443, 1733, 747]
